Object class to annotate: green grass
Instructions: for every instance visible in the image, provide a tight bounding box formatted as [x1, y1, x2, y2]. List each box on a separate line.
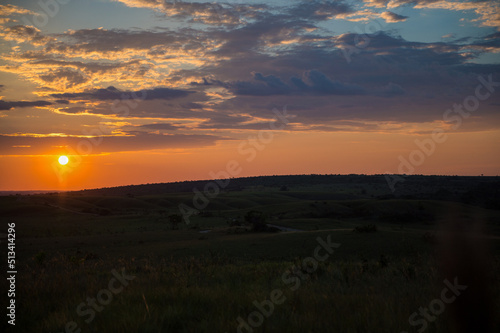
[9, 250, 500, 333]
[1, 182, 500, 332]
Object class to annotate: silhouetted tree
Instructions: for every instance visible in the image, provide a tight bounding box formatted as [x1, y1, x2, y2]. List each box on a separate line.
[244, 210, 267, 231]
[168, 214, 182, 230]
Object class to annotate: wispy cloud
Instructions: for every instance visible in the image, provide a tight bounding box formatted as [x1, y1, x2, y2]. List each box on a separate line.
[0, 132, 224, 155]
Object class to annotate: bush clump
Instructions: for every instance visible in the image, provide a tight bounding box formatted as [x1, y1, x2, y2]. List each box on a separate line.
[353, 224, 378, 233]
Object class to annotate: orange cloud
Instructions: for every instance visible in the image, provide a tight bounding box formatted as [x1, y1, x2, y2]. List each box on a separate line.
[414, 1, 500, 30]
[0, 4, 38, 17]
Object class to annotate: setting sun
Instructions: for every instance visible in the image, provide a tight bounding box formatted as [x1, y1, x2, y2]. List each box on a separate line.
[58, 155, 69, 166]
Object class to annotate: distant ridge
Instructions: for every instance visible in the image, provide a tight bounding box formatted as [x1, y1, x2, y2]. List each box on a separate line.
[0, 190, 62, 195]
[70, 174, 499, 198]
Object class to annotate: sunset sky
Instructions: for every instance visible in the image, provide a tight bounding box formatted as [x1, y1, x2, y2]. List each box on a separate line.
[0, 0, 499, 191]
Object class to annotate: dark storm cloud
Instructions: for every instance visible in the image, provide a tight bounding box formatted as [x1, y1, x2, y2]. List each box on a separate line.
[51, 86, 193, 101]
[466, 32, 500, 51]
[0, 100, 52, 110]
[228, 73, 292, 96]
[183, 30, 478, 88]
[224, 70, 366, 96]
[294, 70, 367, 95]
[158, 22, 500, 126]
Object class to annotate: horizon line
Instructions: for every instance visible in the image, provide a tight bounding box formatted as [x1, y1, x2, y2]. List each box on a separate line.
[1, 173, 498, 194]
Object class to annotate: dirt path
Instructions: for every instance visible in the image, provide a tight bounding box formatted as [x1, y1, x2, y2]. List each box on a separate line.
[46, 203, 98, 216]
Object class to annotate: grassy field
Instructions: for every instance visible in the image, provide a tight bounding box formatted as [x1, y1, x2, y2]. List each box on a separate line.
[1, 175, 499, 332]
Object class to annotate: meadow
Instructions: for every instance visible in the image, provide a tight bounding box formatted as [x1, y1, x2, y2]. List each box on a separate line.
[1, 175, 499, 332]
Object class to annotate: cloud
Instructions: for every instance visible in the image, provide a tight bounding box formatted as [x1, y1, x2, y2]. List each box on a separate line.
[0, 25, 53, 45]
[39, 68, 89, 88]
[160, 1, 268, 26]
[111, 0, 404, 28]
[334, 31, 468, 65]
[113, 0, 268, 26]
[0, 100, 52, 110]
[0, 132, 223, 155]
[364, 0, 500, 30]
[229, 73, 292, 96]
[298, 70, 367, 95]
[464, 32, 500, 53]
[51, 86, 193, 101]
[37, 27, 218, 63]
[375, 82, 406, 97]
[195, 113, 254, 129]
[138, 123, 184, 131]
[1, 51, 161, 92]
[113, 0, 358, 26]
[413, 1, 500, 30]
[380, 11, 408, 22]
[0, 4, 38, 17]
[287, 0, 353, 21]
[51, 27, 191, 53]
[0, 26, 220, 92]
[226, 70, 366, 96]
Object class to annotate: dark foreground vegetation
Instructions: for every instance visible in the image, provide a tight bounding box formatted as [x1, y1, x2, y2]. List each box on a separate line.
[1, 174, 499, 332]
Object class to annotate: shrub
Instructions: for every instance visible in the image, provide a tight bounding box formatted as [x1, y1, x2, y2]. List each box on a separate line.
[244, 210, 273, 232]
[168, 214, 182, 230]
[353, 224, 378, 233]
